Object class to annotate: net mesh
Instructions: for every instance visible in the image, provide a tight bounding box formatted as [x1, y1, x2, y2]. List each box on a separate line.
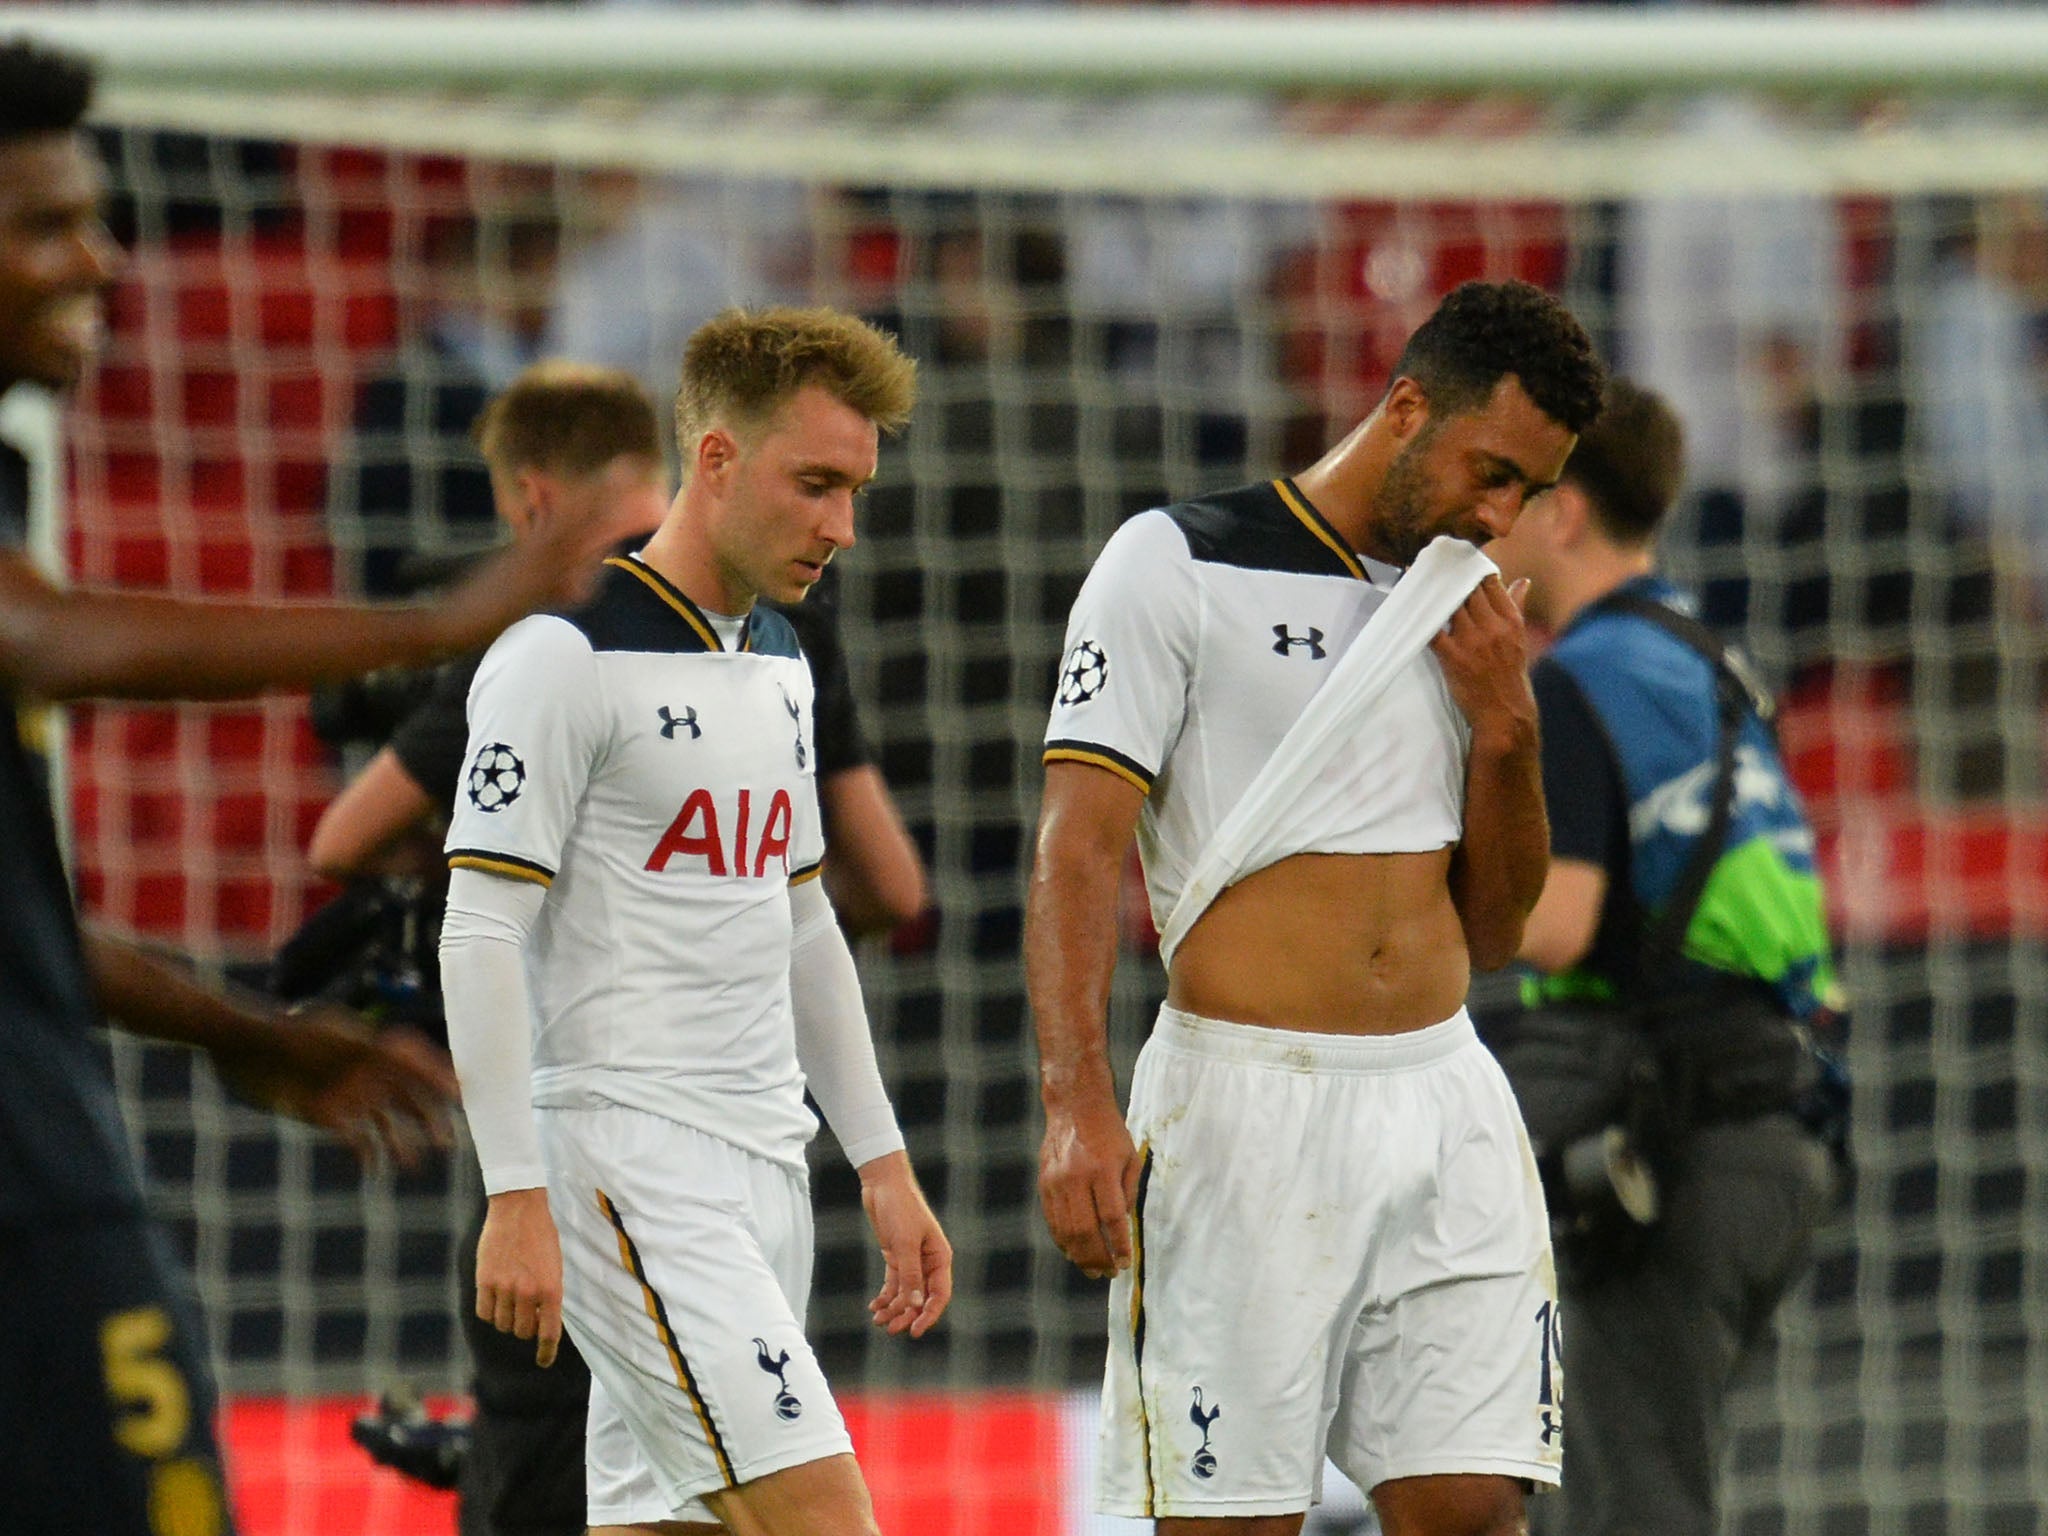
[52, 76, 2048, 1536]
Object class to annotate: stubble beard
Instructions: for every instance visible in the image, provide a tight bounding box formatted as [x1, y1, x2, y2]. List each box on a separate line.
[1367, 438, 1435, 568]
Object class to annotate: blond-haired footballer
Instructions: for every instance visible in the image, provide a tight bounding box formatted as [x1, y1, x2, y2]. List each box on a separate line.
[441, 308, 950, 1536]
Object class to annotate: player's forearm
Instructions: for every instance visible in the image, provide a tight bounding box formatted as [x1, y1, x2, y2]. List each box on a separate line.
[440, 872, 549, 1193]
[789, 881, 904, 1167]
[81, 926, 355, 1111]
[1452, 719, 1550, 971]
[0, 527, 591, 705]
[4, 587, 463, 704]
[83, 925, 290, 1056]
[1024, 846, 1124, 1113]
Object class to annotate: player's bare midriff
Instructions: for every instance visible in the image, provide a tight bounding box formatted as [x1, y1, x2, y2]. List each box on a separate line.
[1166, 847, 1469, 1035]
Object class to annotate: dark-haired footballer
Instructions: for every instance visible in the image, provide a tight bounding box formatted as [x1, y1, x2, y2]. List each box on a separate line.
[0, 35, 601, 1534]
[1029, 282, 1605, 1536]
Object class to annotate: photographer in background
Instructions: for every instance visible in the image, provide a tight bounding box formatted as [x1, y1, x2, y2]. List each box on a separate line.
[1483, 378, 1846, 1536]
[319, 359, 926, 1536]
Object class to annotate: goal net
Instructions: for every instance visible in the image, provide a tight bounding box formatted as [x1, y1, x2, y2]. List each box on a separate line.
[20, 7, 2048, 1532]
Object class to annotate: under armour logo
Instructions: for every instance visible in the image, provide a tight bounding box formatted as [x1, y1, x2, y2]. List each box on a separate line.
[754, 1337, 803, 1421]
[1272, 625, 1326, 660]
[657, 706, 700, 740]
[1189, 1387, 1221, 1480]
[1540, 1408, 1563, 1447]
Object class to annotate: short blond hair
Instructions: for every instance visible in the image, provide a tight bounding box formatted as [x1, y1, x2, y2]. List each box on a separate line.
[674, 306, 918, 460]
[472, 360, 662, 479]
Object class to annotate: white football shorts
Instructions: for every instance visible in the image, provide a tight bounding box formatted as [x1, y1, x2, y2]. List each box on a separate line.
[536, 1105, 854, 1525]
[1098, 1006, 1561, 1519]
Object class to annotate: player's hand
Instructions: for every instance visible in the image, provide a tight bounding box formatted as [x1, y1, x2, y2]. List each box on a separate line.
[1039, 1093, 1142, 1279]
[477, 1188, 566, 1367]
[1430, 574, 1538, 752]
[858, 1151, 952, 1338]
[215, 1006, 456, 1169]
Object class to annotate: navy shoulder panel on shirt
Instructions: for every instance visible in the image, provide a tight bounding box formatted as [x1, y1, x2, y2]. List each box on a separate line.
[746, 605, 804, 660]
[557, 557, 719, 656]
[1163, 479, 1364, 580]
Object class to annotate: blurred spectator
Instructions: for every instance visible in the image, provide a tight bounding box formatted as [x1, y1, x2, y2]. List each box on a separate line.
[545, 167, 812, 410]
[1616, 95, 1845, 630]
[1060, 94, 1313, 471]
[1909, 193, 2048, 617]
[330, 175, 560, 594]
[1904, 191, 2048, 796]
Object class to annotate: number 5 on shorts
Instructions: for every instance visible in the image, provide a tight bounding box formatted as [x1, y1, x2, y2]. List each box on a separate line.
[100, 1306, 192, 1458]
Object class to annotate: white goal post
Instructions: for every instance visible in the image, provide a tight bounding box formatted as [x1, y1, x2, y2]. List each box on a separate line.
[9, 6, 2048, 198]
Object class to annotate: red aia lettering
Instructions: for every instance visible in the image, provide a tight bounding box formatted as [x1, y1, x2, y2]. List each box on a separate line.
[644, 788, 726, 874]
[645, 787, 796, 878]
[754, 790, 792, 877]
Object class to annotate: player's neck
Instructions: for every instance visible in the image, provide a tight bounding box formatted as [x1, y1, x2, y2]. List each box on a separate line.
[1290, 406, 1393, 558]
[635, 499, 755, 618]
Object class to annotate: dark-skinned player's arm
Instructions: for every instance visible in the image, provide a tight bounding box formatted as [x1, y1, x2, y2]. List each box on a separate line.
[82, 926, 455, 1168]
[0, 505, 604, 705]
[1026, 760, 1147, 1279]
[1435, 575, 1550, 971]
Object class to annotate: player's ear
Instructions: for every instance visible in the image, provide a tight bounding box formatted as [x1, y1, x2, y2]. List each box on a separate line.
[522, 468, 556, 521]
[488, 466, 525, 533]
[492, 467, 544, 536]
[695, 426, 739, 487]
[1383, 377, 1429, 443]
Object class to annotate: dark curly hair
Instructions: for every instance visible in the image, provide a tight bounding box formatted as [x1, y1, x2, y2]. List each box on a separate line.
[1392, 280, 1606, 436]
[1561, 377, 1687, 548]
[0, 36, 96, 144]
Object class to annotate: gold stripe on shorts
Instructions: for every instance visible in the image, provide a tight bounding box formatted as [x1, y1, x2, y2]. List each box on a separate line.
[596, 1189, 737, 1488]
[1131, 1142, 1156, 1518]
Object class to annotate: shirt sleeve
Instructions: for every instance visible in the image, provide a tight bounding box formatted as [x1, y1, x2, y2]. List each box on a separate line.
[1533, 656, 1624, 870]
[1042, 509, 1199, 795]
[442, 615, 608, 887]
[388, 653, 483, 811]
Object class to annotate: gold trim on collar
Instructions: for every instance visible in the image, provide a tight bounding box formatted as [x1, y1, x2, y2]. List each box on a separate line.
[604, 556, 723, 651]
[1272, 479, 1366, 582]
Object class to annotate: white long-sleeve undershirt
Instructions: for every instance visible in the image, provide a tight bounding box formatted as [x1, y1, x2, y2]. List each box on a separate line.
[788, 877, 904, 1169]
[439, 867, 549, 1194]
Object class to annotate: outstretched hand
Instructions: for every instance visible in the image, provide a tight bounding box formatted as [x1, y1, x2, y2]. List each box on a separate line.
[859, 1151, 952, 1338]
[1430, 574, 1538, 748]
[213, 1004, 456, 1169]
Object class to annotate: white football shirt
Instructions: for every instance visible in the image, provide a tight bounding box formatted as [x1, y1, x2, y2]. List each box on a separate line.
[445, 554, 826, 1167]
[1044, 479, 1470, 933]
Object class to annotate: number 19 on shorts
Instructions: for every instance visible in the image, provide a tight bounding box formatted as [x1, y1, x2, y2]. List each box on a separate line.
[1535, 1299, 1565, 1450]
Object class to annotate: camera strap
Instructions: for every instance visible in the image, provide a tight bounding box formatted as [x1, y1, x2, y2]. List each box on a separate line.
[1581, 591, 1766, 991]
